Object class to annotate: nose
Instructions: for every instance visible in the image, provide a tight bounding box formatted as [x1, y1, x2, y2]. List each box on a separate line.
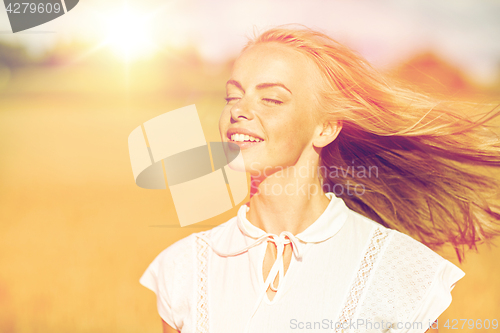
[230, 98, 253, 123]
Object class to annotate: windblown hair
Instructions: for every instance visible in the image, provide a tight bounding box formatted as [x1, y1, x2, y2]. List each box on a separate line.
[245, 25, 500, 261]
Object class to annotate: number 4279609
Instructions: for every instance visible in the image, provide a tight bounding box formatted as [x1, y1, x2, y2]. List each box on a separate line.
[5, 2, 62, 14]
[443, 319, 498, 330]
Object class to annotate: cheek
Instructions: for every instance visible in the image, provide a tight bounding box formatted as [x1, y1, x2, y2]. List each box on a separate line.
[218, 107, 230, 132]
[267, 120, 305, 153]
[274, 115, 313, 143]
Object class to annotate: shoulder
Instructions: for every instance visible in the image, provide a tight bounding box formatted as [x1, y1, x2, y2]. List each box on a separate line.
[354, 212, 463, 292]
[348, 209, 448, 268]
[139, 217, 239, 329]
[146, 217, 239, 271]
[381, 228, 465, 296]
[139, 233, 197, 299]
[385, 230, 444, 266]
[149, 233, 196, 275]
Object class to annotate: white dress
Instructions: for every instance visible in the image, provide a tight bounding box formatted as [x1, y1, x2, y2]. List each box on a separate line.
[140, 193, 465, 333]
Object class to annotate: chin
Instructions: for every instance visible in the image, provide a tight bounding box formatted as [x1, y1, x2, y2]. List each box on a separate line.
[227, 156, 247, 173]
[228, 156, 268, 177]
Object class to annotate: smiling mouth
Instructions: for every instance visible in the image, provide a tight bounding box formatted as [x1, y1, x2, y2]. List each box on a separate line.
[229, 133, 264, 143]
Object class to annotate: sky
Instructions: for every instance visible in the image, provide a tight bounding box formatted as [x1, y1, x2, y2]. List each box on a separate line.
[0, 0, 499, 84]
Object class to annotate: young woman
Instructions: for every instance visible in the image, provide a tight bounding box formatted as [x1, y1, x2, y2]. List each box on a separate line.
[140, 26, 500, 333]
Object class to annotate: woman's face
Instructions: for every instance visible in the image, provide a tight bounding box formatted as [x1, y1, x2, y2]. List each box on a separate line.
[219, 42, 324, 177]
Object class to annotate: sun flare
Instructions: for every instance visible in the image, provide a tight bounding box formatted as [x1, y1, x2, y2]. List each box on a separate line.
[104, 6, 156, 62]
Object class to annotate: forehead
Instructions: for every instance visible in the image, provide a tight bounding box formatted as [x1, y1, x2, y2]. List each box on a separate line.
[230, 42, 321, 92]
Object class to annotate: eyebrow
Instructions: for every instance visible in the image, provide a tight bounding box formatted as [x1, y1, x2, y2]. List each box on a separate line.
[256, 82, 292, 94]
[226, 80, 244, 92]
[226, 80, 292, 94]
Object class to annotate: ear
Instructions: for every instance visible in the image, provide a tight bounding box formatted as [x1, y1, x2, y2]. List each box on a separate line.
[312, 120, 342, 148]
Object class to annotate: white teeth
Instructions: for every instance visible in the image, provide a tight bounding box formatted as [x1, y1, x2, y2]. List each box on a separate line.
[230, 133, 263, 142]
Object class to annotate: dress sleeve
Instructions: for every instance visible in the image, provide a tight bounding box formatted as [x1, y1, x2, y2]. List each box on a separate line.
[139, 234, 195, 331]
[140, 247, 178, 330]
[394, 259, 465, 333]
[385, 232, 465, 333]
[350, 228, 465, 333]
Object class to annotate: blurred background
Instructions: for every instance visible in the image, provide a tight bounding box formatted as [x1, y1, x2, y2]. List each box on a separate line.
[0, 0, 499, 332]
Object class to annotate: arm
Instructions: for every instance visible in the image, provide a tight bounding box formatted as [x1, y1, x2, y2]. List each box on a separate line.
[162, 319, 179, 333]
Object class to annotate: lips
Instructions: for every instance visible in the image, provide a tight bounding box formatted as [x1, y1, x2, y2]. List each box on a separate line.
[227, 128, 264, 142]
[226, 128, 264, 149]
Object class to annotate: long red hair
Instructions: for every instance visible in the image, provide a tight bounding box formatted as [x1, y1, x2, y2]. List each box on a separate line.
[244, 25, 500, 261]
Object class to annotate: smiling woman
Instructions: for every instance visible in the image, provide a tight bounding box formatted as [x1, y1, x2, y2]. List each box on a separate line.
[139, 25, 500, 333]
[220, 42, 326, 187]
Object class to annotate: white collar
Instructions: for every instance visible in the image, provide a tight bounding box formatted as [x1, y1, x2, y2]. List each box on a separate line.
[198, 192, 351, 320]
[236, 192, 349, 243]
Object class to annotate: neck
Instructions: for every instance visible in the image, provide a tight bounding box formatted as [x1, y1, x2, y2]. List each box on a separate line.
[247, 160, 331, 235]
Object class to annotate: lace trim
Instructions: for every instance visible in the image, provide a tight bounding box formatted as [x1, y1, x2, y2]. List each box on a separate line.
[196, 233, 209, 333]
[335, 227, 390, 332]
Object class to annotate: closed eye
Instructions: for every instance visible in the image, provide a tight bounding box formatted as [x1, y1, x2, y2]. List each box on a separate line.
[225, 97, 240, 104]
[262, 98, 283, 105]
